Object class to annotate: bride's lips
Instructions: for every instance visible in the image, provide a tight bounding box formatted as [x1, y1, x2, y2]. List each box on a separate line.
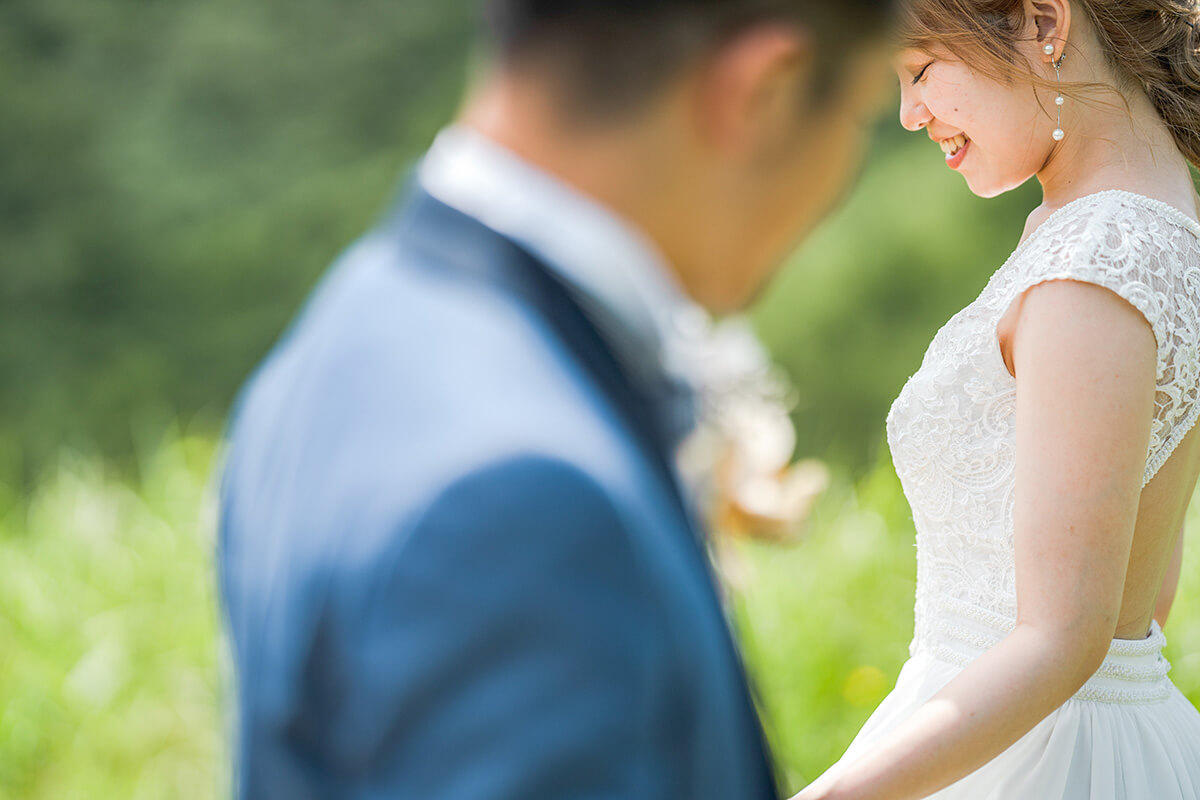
[944, 137, 970, 170]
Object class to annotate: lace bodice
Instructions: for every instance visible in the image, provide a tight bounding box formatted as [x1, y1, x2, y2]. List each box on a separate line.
[887, 190, 1200, 660]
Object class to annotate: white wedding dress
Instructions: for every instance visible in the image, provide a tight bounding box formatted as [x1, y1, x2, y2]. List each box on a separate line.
[827, 190, 1200, 798]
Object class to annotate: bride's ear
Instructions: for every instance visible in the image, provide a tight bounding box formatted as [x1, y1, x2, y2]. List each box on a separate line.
[1025, 0, 1072, 62]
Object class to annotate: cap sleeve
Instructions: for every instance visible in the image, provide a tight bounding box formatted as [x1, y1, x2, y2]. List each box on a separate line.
[997, 193, 1200, 486]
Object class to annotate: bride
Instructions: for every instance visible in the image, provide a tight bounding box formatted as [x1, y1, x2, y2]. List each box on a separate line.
[796, 1, 1200, 798]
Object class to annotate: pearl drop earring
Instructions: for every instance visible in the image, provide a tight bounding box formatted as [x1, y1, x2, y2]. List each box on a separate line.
[1050, 50, 1066, 142]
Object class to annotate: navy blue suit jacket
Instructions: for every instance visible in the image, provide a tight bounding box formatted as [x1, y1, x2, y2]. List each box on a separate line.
[219, 186, 780, 799]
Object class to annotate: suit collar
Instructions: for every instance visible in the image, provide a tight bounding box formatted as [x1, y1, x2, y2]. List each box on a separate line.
[417, 125, 692, 396]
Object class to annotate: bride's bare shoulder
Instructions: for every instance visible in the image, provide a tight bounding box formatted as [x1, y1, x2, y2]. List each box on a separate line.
[1016, 202, 1071, 248]
[1021, 205, 1055, 239]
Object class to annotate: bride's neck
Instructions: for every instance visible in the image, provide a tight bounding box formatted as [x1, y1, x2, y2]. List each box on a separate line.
[1035, 89, 1195, 211]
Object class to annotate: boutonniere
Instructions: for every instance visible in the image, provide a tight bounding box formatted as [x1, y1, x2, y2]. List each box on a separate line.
[669, 310, 830, 548]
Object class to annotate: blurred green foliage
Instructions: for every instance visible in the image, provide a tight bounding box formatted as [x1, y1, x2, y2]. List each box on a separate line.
[0, 435, 223, 800]
[1, 0, 475, 486]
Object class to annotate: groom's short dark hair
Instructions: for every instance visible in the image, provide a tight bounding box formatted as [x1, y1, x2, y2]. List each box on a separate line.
[483, 0, 894, 117]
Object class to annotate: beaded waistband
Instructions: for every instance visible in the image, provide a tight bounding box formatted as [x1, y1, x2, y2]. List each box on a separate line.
[919, 596, 1172, 704]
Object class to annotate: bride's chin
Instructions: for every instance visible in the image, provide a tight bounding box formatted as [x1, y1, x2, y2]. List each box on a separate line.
[967, 181, 1007, 199]
[964, 169, 1036, 200]
[962, 176, 1010, 200]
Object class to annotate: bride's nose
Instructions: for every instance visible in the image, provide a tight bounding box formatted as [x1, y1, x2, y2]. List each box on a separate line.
[899, 88, 933, 133]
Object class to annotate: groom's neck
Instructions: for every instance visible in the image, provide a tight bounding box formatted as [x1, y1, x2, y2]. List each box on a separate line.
[457, 74, 710, 305]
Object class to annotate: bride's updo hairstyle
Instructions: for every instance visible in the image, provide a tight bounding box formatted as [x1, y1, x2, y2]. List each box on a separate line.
[900, 0, 1200, 166]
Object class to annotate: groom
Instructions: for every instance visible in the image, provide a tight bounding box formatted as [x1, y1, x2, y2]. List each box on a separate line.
[219, 1, 891, 797]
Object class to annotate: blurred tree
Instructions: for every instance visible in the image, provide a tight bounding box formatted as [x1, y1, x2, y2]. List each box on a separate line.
[1, 0, 475, 486]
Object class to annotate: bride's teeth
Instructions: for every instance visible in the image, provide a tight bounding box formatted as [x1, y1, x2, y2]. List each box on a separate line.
[941, 134, 969, 159]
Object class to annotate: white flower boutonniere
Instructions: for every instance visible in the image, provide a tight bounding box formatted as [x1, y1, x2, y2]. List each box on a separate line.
[667, 308, 829, 545]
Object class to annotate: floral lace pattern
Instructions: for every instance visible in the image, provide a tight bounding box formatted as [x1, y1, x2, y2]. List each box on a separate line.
[886, 191, 1200, 660]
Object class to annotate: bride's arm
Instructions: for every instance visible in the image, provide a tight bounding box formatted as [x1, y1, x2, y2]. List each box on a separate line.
[796, 280, 1158, 800]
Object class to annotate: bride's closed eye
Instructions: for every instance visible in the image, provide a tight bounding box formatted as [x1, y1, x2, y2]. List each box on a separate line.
[911, 61, 934, 85]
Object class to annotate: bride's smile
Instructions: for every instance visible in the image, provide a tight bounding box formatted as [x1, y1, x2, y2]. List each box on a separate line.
[937, 133, 969, 168]
[894, 48, 1064, 198]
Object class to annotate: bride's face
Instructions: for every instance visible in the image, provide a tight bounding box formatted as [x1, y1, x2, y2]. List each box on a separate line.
[894, 46, 1056, 198]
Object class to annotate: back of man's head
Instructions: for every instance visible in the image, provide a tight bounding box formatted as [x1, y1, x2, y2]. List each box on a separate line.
[483, 0, 894, 119]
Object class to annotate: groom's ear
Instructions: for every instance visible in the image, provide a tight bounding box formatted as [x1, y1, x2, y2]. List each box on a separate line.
[690, 24, 816, 159]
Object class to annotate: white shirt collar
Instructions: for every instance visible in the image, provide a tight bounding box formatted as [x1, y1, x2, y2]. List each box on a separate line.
[418, 125, 700, 390]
